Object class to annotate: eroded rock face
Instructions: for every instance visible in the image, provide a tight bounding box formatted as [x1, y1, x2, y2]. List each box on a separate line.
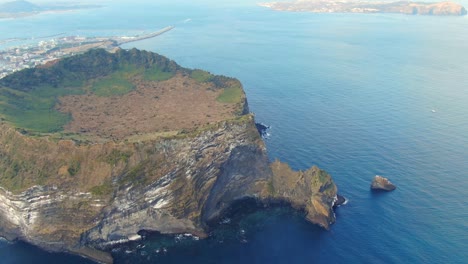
[371, 175, 396, 191]
[0, 114, 340, 263]
[82, 116, 269, 248]
[268, 161, 337, 229]
[0, 186, 113, 262]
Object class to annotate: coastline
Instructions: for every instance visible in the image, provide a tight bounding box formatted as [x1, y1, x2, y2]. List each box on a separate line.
[0, 6, 101, 20]
[259, 1, 467, 16]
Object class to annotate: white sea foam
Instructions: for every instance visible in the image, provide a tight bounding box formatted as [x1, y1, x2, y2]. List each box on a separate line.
[128, 234, 142, 241]
[220, 217, 231, 224]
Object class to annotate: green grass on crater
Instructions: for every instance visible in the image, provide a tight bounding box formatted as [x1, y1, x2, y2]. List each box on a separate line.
[216, 86, 243, 104]
[190, 69, 213, 83]
[0, 86, 77, 132]
[91, 71, 136, 97]
[143, 66, 175, 81]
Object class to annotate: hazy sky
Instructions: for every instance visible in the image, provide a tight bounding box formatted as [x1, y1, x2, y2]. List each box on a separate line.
[1, 0, 467, 7]
[0, 0, 258, 5]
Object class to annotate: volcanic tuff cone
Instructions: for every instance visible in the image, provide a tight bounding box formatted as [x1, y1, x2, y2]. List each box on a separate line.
[0, 49, 339, 263]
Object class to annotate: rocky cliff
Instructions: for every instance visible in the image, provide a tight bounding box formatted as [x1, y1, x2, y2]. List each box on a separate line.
[0, 49, 339, 263]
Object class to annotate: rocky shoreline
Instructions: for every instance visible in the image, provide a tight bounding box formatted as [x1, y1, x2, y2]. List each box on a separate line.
[333, 194, 347, 208]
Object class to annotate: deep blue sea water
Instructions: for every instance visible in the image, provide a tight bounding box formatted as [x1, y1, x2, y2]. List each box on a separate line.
[1, 1, 468, 263]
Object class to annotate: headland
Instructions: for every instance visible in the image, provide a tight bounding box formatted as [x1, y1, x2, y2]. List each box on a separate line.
[0, 48, 341, 263]
[259, 0, 467, 16]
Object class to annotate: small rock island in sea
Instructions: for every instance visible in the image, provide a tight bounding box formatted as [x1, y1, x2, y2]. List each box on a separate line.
[0, 48, 342, 263]
[259, 0, 467, 16]
[371, 175, 397, 191]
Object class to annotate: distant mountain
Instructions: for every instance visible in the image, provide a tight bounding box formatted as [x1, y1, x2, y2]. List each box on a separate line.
[0, 0, 42, 13]
[0, 0, 101, 18]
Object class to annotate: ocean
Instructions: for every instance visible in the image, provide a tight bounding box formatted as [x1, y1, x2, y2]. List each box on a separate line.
[1, 1, 467, 263]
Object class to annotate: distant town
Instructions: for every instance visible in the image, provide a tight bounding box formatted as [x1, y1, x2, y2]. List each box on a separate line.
[0, 26, 174, 79]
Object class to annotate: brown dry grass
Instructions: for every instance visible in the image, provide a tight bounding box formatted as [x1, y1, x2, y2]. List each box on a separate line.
[57, 74, 240, 140]
[59, 41, 115, 54]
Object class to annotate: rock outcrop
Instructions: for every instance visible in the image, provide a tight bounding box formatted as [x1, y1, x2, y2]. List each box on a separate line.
[0, 49, 340, 263]
[267, 161, 338, 229]
[371, 175, 396, 191]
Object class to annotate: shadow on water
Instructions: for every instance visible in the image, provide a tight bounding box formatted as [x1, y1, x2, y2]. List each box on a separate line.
[0, 240, 95, 264]
[111, 199, 327, 264]
[370, 188, 396, 197]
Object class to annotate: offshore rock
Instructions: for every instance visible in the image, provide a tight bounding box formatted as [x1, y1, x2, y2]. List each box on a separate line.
[371, 175, 396, 191]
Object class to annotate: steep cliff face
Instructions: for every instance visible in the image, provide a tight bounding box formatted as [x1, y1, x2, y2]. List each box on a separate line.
[0, 49, 339, 263]
[0, 185, 112, 262]
[0, 115, 262, 259]
[81, 115, 268, 247]
[0, 114, 338, 262]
